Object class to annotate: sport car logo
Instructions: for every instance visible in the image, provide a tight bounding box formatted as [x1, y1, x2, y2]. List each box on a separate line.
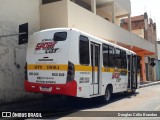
[35, 42, 57, 50]
[35, 39, 59, 54]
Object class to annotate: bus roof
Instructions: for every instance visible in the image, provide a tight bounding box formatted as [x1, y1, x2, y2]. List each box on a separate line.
[35, 28, 136, 55]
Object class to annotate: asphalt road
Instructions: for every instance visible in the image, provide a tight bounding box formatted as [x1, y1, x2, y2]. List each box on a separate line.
[0, 85, 160, 120]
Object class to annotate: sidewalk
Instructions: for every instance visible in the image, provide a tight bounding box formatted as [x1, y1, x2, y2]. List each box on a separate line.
[139, 80, 160, 88]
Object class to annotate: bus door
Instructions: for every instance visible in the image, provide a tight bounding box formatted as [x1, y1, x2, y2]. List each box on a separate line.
[127, 55, 137, 89]
[90, 42, 100, 95]
[127, 55, 131, 89]
[132, 55, 137, 89]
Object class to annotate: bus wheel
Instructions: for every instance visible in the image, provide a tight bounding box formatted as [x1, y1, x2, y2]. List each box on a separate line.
[132, 89, 136, 94]
[103, 87, 112, 103]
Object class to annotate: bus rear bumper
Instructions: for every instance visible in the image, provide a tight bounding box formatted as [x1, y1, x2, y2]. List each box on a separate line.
[24, 80, 77, 97]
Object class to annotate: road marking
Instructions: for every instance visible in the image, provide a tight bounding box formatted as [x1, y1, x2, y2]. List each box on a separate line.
[154, 105, 160, 111]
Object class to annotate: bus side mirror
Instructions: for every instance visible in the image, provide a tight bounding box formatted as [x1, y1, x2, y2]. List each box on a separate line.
[18, 23, 28, 45]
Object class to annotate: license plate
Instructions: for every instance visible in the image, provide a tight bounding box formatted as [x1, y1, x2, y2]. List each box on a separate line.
[40, 86, 52, 92]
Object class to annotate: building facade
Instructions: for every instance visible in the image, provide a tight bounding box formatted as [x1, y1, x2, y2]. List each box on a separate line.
[156, 41, 160, 80]
[121, 12, 158, 81]
[0, 0, 157, 103]
[40, 0, 155, 82]
[0, 0, 41, 103]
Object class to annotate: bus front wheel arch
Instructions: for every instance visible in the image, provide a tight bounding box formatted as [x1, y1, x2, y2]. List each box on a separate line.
[103, 85, 113, 103]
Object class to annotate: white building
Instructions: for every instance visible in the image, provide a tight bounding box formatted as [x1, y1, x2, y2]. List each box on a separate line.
[0, 0, 156, 103]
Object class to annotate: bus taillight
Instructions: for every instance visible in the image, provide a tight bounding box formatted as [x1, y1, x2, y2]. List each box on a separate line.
[24, 62, 28, 80]
[67, 61, 75, 82]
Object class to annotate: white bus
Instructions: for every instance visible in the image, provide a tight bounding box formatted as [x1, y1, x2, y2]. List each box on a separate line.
[25, 28, 139, 102]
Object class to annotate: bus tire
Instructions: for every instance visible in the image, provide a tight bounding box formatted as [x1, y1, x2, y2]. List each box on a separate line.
[132, 89, 136, 94]
[103, 86, 112, 103]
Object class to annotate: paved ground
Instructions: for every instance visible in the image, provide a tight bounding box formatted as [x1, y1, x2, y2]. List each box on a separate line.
[0, 83, 160, 120]
[140, 81, 160, 88]
[57, 84, 160, 120]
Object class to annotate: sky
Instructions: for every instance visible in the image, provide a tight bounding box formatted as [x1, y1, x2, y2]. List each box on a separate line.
[131, 0, 160, 39]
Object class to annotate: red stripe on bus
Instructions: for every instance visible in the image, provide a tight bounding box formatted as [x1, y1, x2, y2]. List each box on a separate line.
[24, 80, 77, 97]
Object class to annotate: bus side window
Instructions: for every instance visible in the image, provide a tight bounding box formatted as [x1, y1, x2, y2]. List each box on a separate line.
[79, 35, 90, 65]
[121, 51, 127, 69]
[103, 45, 109, 67]
[115, 49, 127, 69]
[109, 46, 115, 67]
[103, 44, 115, 67]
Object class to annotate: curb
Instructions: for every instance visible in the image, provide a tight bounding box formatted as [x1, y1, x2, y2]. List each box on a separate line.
[139, 81, 160, 88]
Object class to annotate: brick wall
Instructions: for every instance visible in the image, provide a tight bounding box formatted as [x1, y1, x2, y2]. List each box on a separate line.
[121, 13, 157, 43]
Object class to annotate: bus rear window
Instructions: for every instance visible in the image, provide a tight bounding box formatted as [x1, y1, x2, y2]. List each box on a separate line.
[54, 32, 67, 41]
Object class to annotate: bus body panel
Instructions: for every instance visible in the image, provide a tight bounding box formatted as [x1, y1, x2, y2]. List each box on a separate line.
[27, 30, 70, 84]
[25, 28, 138, 98]
[70, 32, 93, 98]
